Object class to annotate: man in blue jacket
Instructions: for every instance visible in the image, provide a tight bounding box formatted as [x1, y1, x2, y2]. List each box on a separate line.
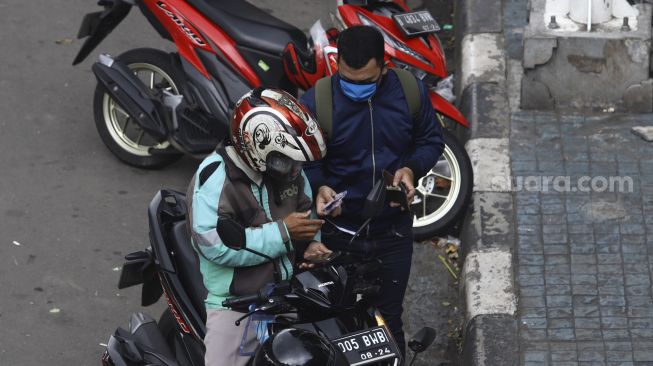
[300, 25, 444, 355]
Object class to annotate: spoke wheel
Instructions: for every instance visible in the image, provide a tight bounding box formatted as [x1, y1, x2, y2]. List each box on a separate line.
[102, 63, 177, 156]
[93, 48, 183, 168]
[411, 129, 473, 240]
[413, 144, 461, 226]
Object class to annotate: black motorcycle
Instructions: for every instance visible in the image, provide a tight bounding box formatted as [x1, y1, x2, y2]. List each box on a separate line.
[102, 181, 435, 365]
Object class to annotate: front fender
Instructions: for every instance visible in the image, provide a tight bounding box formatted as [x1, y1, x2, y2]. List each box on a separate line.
[428, 90, 469, 128]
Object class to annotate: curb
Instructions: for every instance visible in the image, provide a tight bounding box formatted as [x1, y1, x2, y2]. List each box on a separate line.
[454, 0, 518, 364]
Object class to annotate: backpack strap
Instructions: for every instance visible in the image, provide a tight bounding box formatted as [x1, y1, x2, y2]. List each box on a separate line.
[391, 68, 421, 123]
[314, 76, 334, 141]
[313, 69, 421, 142]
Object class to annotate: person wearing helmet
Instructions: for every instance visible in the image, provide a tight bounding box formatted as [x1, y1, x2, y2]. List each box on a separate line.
[187, 88, 331, 366]
[299, 26, 444, 356]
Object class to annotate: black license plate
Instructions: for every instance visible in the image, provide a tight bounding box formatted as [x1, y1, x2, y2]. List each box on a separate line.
[393, 10, 440, 37]
[331, 327, 399, 365]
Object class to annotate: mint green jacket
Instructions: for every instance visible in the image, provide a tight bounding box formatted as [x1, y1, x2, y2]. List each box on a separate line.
[187, 146, 318, 309]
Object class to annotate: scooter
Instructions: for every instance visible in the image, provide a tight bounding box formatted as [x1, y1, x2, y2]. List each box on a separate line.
[73, 0, 472, 238]
[102, 182, 436, 365]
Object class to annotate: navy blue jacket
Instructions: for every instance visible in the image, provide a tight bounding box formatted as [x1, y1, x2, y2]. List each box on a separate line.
[300, 70, 444, 232]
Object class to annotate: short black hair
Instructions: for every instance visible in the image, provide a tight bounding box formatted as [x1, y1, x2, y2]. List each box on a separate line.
[337, 26, 384, 69]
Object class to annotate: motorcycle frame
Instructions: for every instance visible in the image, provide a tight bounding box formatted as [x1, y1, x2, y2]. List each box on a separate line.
[147, 190, 206, 365]
[138, 0, 260, 87]
[111, 190, 206, 365]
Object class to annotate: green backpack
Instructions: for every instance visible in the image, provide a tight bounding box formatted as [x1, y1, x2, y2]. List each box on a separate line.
[314, 68, 422, 140]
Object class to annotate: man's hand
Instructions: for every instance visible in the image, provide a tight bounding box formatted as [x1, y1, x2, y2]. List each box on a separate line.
[391, 167, 416, 208]
[283, 211, 324, 241]
[300, 241, 333, 269]
[299, 241, 333, 269]
[316, 186, 342, 217]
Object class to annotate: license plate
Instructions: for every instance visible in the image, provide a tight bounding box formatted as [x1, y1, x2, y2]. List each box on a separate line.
[393, 11, 440, 37]
[331, 327, 399, 365]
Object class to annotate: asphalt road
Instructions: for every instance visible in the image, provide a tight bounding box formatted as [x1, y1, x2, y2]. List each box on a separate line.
[0, 1, 458, 365]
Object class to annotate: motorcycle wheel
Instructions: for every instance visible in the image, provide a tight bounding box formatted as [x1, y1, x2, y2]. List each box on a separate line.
[93, 48, 183, 168]
[411, 129, 473, 240]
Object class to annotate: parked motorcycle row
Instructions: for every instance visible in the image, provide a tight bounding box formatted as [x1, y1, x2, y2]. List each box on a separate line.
[73, 0, 473, 364]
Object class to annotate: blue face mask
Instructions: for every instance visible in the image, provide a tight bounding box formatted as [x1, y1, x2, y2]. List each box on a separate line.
[339, 78, 378, 102]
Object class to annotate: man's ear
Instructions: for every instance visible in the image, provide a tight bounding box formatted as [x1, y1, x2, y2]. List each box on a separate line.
[381, 60, 389, 75]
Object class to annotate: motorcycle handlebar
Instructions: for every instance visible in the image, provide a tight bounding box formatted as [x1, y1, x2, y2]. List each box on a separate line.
[222, 287, 274, 308]
[223, 281, 292, 310]
[222, 292, 265, 309]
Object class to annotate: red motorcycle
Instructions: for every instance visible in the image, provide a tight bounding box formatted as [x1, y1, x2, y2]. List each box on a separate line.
[73, 0, 472, 238]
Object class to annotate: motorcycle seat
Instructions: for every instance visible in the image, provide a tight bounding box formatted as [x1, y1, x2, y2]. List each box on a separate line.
[170, 221, 208, 323]
[187, 0, 308, 55]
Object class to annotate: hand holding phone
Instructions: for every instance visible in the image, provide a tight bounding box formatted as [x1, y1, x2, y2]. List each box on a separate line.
[383, 170, 409, 210]
[324, 190, 347, 214]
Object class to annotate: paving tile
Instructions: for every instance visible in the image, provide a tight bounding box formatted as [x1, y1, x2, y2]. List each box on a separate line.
[632, 341, 653, 361]
[548, 328, 576, 341]
[548, 307, 574, 318]
[601, 317, 628, 329]
[601, 329, 630, 341]
[547, 285, 572, 295]
[551, 349, 578, 362]
[549, 318, 574, 329]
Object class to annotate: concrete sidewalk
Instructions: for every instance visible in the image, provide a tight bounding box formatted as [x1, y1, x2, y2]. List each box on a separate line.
[455, 0, 653, 364]
[513, 111, 653, 365]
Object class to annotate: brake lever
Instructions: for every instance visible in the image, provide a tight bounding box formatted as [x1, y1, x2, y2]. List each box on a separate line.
[234, 299, 281, 326]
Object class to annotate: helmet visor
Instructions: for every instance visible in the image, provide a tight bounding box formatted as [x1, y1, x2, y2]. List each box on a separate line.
[266, 151, 302, 182]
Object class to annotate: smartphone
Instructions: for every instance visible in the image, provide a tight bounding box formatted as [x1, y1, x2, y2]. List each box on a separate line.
[323, 190, 347, 214]
[312, 250, 341, 264]
[383, 170, 409, 209]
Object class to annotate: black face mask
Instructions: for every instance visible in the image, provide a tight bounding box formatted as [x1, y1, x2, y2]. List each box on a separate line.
[265, 152, 302, 183]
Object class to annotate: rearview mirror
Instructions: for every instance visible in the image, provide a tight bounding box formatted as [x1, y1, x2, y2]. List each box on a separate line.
[362, 179, 386, 219]
[217, 217, 246, 250]
[408, 327, 436, 353]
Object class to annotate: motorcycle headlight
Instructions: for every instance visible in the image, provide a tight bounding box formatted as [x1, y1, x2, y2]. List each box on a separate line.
[375, 310, 388, 327]
[357, 13, 432, 67]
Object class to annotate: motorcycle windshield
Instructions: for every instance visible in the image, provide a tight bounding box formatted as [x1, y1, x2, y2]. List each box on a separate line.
[310, 20, 331, 49]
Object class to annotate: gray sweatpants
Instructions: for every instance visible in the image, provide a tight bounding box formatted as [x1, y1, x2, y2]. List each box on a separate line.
[204, 309, 258, 366]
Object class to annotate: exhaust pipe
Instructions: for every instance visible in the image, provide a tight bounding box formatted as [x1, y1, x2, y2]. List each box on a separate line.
[92, 54, 176, 140]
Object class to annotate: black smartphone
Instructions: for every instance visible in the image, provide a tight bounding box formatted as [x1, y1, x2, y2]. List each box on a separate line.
[383, 170, 409, 209]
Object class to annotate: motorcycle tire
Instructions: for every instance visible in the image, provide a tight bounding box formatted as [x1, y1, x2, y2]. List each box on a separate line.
[412, 129, 473, 240]
[93, 48, 183, 168]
